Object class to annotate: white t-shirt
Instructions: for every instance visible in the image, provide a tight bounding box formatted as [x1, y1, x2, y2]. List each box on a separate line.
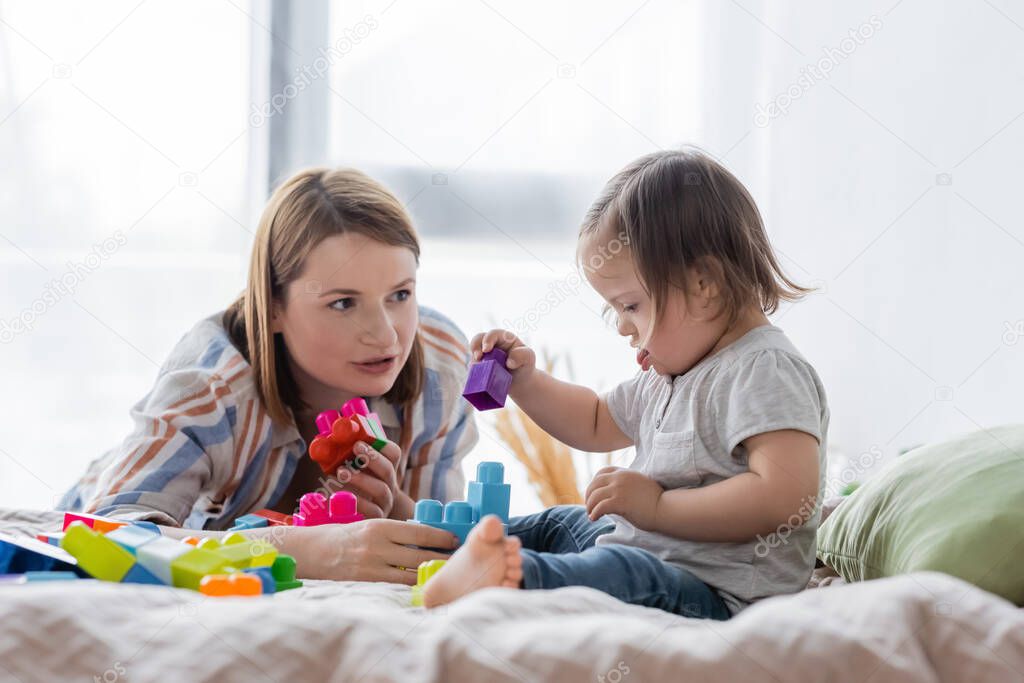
[601, 324, 829, 615]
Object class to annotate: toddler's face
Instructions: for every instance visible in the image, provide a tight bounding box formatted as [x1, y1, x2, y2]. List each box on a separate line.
[580, 229, 726, 377]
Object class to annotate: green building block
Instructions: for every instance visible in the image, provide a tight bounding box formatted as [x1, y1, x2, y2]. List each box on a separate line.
[270, 554, 302, 591]
[60, 521, 135, 582]
[170, 547, 237, 590]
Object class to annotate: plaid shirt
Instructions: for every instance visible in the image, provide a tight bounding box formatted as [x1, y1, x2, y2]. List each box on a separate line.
[58, 306, 478, 529]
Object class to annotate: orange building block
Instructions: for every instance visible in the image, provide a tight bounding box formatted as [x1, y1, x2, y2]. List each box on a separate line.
[199, 573, 263, 597]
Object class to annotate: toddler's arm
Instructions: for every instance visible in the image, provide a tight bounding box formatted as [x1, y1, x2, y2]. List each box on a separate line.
[586, 429, 820, 542]
[472, 329, 632, 453]
[653, 429, 821, 541]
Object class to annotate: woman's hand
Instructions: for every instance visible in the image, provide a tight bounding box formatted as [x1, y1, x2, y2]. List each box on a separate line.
[338, 439, 413, 520]
[279, 520, 459, 585]
[584, 466, 664, 529]
[470, 328, 537, 391]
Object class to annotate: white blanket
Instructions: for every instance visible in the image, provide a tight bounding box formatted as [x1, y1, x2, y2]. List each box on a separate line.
[1, 510, 1022, 682]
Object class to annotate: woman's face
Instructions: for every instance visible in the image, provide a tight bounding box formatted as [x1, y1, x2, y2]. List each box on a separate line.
[271, 232, 419, 409]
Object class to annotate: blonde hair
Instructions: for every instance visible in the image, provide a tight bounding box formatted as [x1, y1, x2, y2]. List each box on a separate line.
[224, 168, 424, 426]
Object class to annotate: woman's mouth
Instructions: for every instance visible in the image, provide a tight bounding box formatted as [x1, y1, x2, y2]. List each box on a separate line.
[352, 355, 397, 375]
[636, 348, 652, 371]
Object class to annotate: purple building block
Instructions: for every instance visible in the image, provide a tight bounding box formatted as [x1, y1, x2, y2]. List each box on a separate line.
[462, 348, 513, 411]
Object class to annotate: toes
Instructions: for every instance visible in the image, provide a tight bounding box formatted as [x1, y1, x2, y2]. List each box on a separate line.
[473, 515, 505, 543]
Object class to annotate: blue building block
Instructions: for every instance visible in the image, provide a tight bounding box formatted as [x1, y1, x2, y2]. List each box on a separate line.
[36, 532, 64, 547]
[121, 562, 164, 585]
[106, 525, 161, 556]
[229, 514, 270, 531]
[411, 500, 476, 544]
[135, 537, 191, 586]
[466, 462, 511, 524]
[243, 566, 277, 594]
[130, 521, 161, 534]
[26, 571, 81, 582]
[0, 532, 79, 574]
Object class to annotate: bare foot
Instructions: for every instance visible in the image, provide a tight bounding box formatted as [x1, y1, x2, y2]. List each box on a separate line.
[423, 515, 522, 608]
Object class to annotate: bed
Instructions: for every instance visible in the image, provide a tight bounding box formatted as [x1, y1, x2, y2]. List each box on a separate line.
[1, 507, 1021, 683]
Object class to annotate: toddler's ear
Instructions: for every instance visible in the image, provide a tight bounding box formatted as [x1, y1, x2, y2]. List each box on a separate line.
[687, 257, 718, 297]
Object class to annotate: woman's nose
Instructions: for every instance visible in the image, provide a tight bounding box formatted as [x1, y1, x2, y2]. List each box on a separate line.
[359, 307, 399, 348]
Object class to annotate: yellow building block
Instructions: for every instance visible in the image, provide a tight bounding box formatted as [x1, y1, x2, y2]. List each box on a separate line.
[410, 559, 447, 607]
[60, 521, 134, 582]
[170, 547, 237, 590]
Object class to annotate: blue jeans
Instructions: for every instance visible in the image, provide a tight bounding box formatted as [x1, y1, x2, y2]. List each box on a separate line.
[507, 505, 731, 620]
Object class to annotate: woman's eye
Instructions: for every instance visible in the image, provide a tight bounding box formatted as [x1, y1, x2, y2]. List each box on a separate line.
[329, 297, 355, 311]
[622, 303, 638, 313]
[391, 289, 412, 303]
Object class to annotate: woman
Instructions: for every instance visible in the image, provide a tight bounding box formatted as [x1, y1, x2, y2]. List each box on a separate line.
[58, 168, 476, 583]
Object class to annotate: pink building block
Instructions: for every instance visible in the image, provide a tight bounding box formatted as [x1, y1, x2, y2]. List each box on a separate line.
[293, 491, 364, 526]
[315, 409, 341, 436]
[341, 397, 381, 426]
[313, 398, 381, 439]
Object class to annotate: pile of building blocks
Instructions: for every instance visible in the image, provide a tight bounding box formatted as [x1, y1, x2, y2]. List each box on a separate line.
[0, 511, 304, 596]
[463, 348, 513, 411]
[409, 461, 511, 543]
[410, 559, 446, 607]
[309, 397, 388, 473]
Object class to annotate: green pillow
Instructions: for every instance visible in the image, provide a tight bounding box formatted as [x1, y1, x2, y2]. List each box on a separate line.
[818, 424, 1024, 605]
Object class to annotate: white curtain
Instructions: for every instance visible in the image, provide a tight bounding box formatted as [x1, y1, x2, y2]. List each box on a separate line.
[695, 0, 1024, 477]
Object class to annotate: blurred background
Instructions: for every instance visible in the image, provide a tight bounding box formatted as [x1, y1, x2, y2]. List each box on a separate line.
[1, 0, 1022, 513]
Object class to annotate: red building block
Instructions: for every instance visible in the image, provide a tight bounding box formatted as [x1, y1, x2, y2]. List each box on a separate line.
[309, 413, 387, 474]
[251, 509, 294, 526]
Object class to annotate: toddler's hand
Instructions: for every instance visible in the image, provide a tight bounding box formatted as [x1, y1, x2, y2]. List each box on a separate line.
[469, 328, 537, 389]
[584, 467, 663, 530]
